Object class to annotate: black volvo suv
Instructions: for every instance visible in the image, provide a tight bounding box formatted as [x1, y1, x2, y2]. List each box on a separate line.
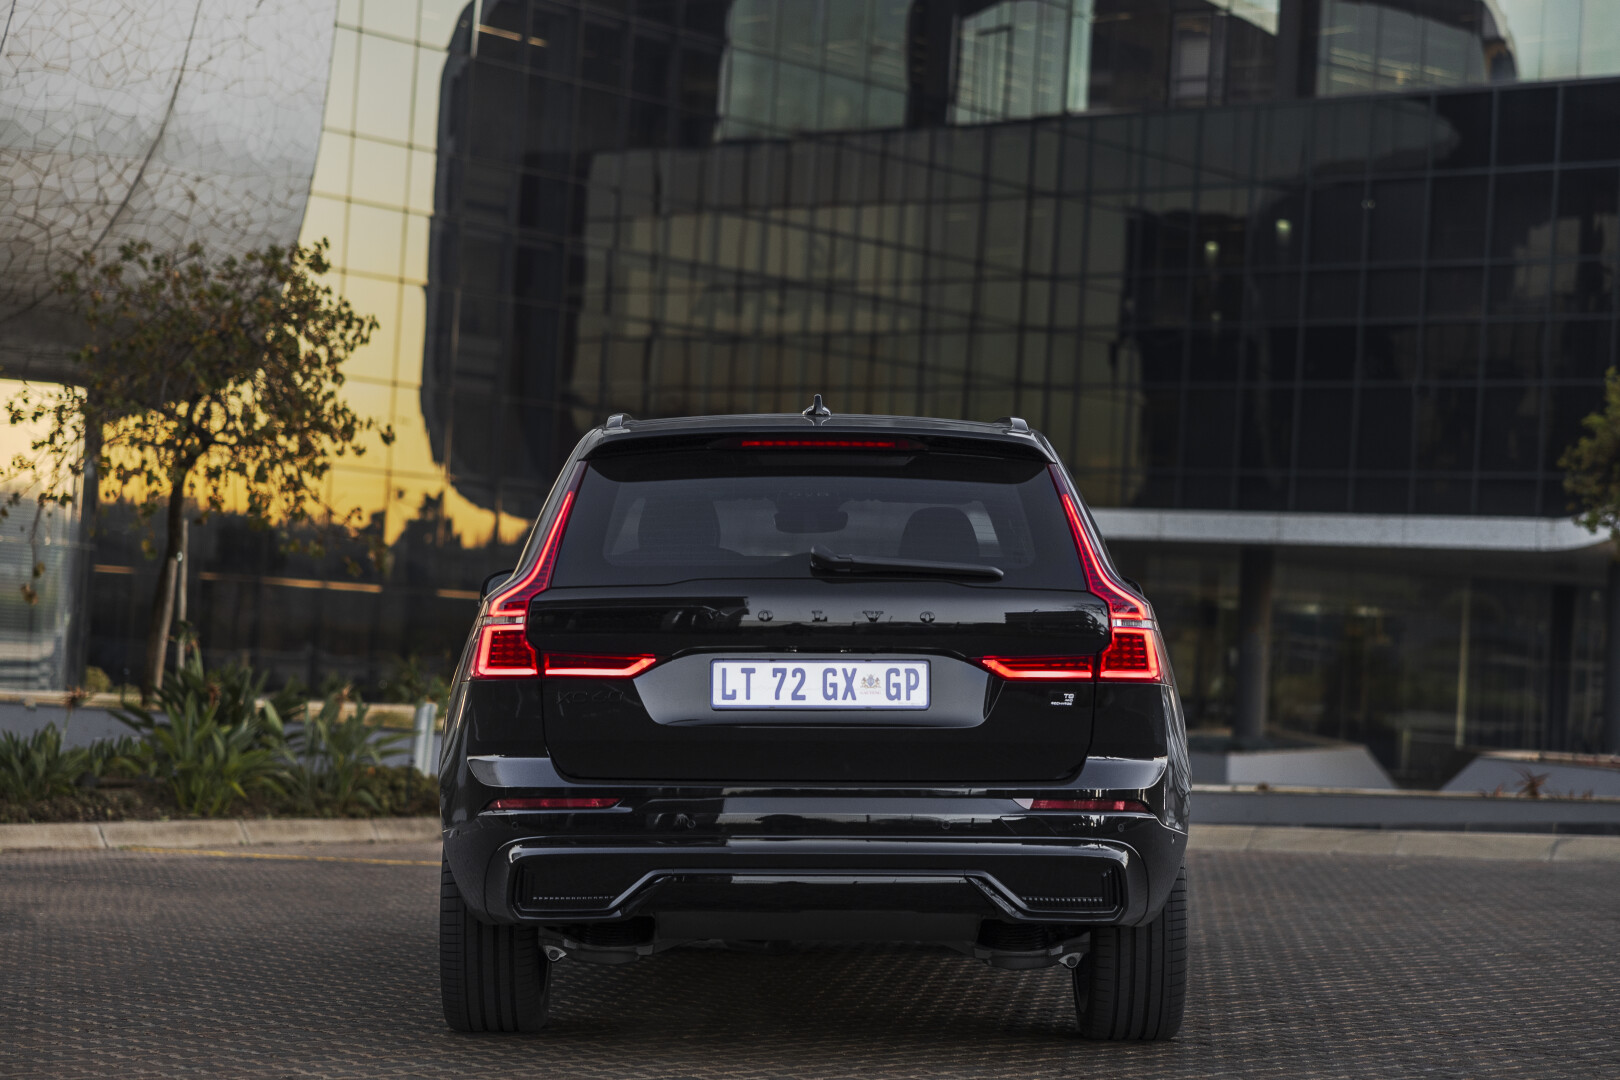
[438, 404, 1190, 1040]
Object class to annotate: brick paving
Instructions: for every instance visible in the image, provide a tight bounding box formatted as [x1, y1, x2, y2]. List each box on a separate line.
[1, 842, 1616, 1079]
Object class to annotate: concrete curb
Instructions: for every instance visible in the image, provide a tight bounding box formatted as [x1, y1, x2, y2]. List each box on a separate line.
[4, 817, 1619, 861]
[0, 816, 440, 853]
[1188, 824, 1620, 861]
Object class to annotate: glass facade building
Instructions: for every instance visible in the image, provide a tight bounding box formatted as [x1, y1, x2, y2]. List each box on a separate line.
[10, 0, 1620, 780]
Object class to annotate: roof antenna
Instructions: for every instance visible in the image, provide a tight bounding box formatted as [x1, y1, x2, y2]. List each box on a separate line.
[801, 394, 832, 425]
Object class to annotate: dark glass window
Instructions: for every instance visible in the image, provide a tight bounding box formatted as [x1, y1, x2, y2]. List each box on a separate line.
[1423, 323, 1481, 380]
[1491, 172, 1555, 260]
[581, 21, 626, 88]
[1412, 476, 1472, 514]
[1545, 386, 1601, 473]
[1362, 324, 1421, 380]
[1293, 476, 1349, 512]
[1547, 320, 1615, 379]
[1555, 167, 1620, 261]
[679, 45, 721, 115]
[1561, 83, 1620, 164]
[1488, 262, 1550, 315]
[1258, 105, 1310, 181]
[575, 89, 624, 153]
[1496, 88, 1557, 166]
[556, 451, 1086, 590]
[524, 74, 575, 155]
[683, 0, 729, 38]
[1240, 384, 1295, 470]
[1429, 176, 1488, 259]
[1432, 91, 1492, 170]
[1485, 321, 1545, 379]
[1181, 389, 1240, 469]
[1307, 272, 1360, 320]
[1369, 96, 1431, 168]
[1555, 262, 1616, 315]
[1425, 269, 1483, 317]
[1309, 183, 1365, 264]
[469, 63, 527, 164]
[1088, 0, 1169, 113]
[1478, 387, 1543, 472]
[1476, 479, 1537, 515]
[1413, 385, 1478, 471]
[1353, 476, 1409, 513]
[632, 34, 672, 97]
[1295, 389, 1353, 469]
[1367, 180, 1425, 262]
[1356, 386, 1412, 471]
[1365, 270, 1422, 319]
[1302, 324, 1357, 379]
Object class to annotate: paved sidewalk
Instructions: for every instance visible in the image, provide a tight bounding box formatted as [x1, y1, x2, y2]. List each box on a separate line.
[2, 841, 1616, 1078]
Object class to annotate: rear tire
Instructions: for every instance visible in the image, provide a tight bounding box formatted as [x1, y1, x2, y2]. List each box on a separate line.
[440, 859, 550, 1033]
[1072, 861, 1188, 1041]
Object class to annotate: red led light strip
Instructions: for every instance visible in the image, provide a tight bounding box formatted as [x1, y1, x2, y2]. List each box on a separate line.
[978, 656, 1095, 680]
[738, 438, 910, 449]
[470, 464, 586, 678]
[1027, 798, 1149, 813]
[542, 654, 658, 678]
[485, 797, 621, 811]
[1049, 466, 1149, 621]
[486, 466, 584, 617]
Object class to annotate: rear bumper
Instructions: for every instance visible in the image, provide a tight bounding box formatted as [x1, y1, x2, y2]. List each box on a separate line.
[494, 831, 1157, 922]
[442, 763, 1187, 955]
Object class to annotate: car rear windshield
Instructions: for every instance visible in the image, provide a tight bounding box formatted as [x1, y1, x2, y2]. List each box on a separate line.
[549, 446, 1085, 590]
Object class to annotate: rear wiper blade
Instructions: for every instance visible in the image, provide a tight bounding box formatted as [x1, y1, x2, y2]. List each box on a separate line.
[808, 545, 1003, 581]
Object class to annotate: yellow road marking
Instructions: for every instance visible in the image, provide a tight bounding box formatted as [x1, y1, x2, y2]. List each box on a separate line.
[123, 846, 437, 867]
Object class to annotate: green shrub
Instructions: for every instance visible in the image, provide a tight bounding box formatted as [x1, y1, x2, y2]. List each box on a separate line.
[0, 726, 90, 802]
[113, 654, 292, 816]
[283, 692, 409, 814]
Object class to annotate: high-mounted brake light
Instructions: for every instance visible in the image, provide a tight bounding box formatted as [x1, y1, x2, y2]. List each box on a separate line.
[469, 464, 586, 679]
[1023, 798, 1150, 813]
[542, 653, 658, 678]
[978, 656, 1094, 680]
[485, 797, 621, 811]
[733, 438, 921, 449]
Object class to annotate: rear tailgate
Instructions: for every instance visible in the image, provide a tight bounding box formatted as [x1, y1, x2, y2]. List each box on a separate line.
[521, 438, 1109, 785]
[532, 583, 1107, 783]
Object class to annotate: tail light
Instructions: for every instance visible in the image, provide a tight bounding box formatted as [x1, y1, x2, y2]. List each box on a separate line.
[978, 656, 1095, 680]
[1030, 465, 1168, 684]
[485, 797, 621, 811]
[1021, 798, 1150, 813]
[975, 636, 1160, 683]
[1097, 628, 1162, 681]
[542, 654, 657, 677]
[469, 463, 585, 679]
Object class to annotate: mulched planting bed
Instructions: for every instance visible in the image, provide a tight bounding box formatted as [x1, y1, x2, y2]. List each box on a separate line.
[0, 766, 437, 825]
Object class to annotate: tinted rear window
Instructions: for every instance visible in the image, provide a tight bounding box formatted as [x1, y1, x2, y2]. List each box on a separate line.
[550, 448, 1085, 590]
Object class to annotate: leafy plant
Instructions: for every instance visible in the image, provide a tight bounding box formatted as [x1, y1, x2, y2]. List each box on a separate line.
[379, 654, 452, 705]
[0, 726, 91, 803]
[112, 653, 292, 816]
[283, 690, 408, 814]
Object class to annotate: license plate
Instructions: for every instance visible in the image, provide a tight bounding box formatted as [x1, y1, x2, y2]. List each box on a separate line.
[710, 659, 930, 710]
